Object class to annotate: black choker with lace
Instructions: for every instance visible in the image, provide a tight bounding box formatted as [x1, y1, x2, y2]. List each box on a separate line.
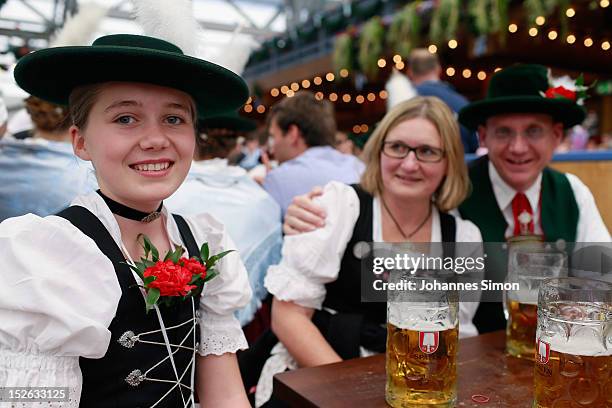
[96, 190, 163, 223]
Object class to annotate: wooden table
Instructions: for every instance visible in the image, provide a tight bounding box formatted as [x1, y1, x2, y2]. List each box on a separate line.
[274, 331, 535, 407]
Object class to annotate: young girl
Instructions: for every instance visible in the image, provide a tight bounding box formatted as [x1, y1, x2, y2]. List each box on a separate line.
[0, 34, 252, 408]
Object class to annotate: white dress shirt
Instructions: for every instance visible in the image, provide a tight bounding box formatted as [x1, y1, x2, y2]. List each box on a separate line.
[0, 192, 251, 406]
[488, 162, 610, 241]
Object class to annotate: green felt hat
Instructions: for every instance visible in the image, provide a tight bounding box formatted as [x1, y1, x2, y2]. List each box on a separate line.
[200, 111, 256, 132]
[14, 34, 248, 118]
[458, 64, 585, 130]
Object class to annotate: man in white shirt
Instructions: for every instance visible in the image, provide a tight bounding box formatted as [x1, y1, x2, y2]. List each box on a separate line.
[457, 64, 610, 332]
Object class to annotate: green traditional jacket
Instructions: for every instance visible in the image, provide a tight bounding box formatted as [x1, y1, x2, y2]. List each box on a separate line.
[459, 156, 579, 243]
[458, 156, 580, 328]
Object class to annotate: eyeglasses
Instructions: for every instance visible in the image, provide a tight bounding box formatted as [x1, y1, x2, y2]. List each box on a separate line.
[382, 141, 445, 163]
[488, 126, 549, 144]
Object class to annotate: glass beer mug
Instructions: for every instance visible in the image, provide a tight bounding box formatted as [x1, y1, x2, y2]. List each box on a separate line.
[533, 277, 612, 408]
[504, 244, 566, 360]
[385, 274, 458, 408]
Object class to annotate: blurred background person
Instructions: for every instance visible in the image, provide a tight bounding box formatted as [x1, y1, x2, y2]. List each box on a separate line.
[407, 49, 478, 154]
[0, 96, 7, 139]
[263, 91, 364, 217]
[236, 130, 264, 170]
[349, 130, 373, 161]
[334, 131, 355, 155]
[0, 96, 97, 221]
[166, 111, 283, 331]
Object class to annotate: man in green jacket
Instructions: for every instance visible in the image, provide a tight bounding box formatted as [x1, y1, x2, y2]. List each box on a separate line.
[457, 64, 609, 332]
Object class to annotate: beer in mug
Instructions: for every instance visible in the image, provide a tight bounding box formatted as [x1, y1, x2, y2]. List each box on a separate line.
[505, 297, 538, 360]
[386, 322, 458, 407]
[385, 272, 459, 408]
[533, 277, 612, 408]
[504, 246, 565, 360]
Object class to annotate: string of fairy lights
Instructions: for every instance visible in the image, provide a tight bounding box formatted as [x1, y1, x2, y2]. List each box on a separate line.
[243, 2, 610, 132]
[241, 59, 501, 116]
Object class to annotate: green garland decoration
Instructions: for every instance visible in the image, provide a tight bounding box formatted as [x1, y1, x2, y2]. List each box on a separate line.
[524, 0, 570, 40]
[524, 0, 559, 25]
[524, 0, 545, 25]
[429, 0, 460, 45]
[387, 2, 421, 58]
[358, 16, 385, 79]
[469, 0, 490, 35]
[494, 0, 510, 43]
[556, 0, 570, 38]
[468, 0, 509, 45]
[333, 31, 355, 74]
[328, 0, 573, 79]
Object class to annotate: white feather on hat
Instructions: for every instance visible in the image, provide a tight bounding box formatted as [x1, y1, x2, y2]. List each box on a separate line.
[133, 0, 200, 57]
[133, 0, 257, 76]
[385, 69, 418, 111]
[50, 3, 109, 47]
[200, 27, 259, 76]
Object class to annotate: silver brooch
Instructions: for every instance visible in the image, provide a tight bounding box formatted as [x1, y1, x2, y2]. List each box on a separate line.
[118, 331, 137, 348]
[125, 369, 145, 387]
[141, 212, 162, 223]
[353, 241, 371, 260]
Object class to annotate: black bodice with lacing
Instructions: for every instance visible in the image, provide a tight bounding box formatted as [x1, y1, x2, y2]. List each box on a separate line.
[57, 206, 200, 408]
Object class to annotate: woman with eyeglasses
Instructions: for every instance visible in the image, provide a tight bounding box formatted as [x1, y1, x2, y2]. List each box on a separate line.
[243, 96, 483, 407]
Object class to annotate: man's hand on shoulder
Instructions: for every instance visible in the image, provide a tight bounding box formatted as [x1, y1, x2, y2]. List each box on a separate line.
[283, 186, 327, 235]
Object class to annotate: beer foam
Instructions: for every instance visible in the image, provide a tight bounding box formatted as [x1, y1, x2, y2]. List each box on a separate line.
[388, 301, 457, 331]
[508, 289, 538, 304]
[540, 333, 612, 357]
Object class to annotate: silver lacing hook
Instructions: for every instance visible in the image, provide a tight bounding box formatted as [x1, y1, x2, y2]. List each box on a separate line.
[118, 330, 138, 348]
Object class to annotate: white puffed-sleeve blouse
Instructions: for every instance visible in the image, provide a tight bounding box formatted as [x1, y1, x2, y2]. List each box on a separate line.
[0, 192, 251, 406]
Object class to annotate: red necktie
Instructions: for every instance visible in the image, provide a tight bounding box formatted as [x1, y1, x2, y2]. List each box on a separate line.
[512, 193, 534, 236]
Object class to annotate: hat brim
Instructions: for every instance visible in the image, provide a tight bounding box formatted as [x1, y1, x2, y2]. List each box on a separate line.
[14, 45, 248, 118]
[200, 114, 256, 132]
[458, 96, 586, 130]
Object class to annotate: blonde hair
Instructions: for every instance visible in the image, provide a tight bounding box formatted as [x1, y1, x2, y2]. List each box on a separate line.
[360, 96, 469, 212]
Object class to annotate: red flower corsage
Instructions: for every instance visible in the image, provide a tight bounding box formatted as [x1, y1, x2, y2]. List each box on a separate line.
[128, 235, 233, 312]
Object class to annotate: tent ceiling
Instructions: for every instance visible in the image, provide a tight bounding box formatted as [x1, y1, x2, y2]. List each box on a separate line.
[0, 0, 344, 48]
